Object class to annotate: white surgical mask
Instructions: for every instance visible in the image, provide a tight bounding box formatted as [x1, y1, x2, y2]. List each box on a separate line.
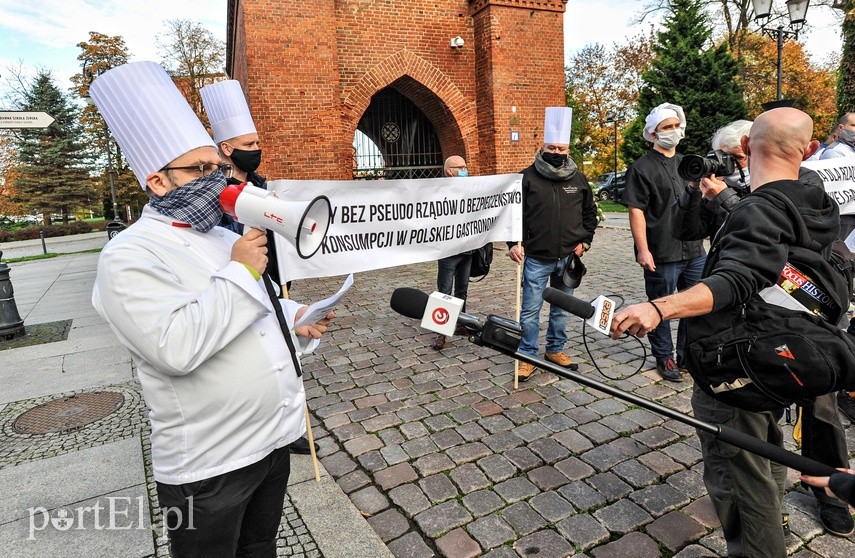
[656, 129, 684, 149]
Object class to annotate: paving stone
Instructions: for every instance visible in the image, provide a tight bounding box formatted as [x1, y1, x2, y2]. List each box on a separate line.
[513, 529, 576, 558]
[380, 443, 410, 465]
[558, 481, 607, 511]
[396, 405, 430, 422]
[483, 431, 524, 453]
[387, 531, 436, 558]
[672, 544, 718, 557]
[494, 477, 540, 504]
[349, 485, 390, 515]
[608, 436, 647, 459]
[474, 400, 504, 417]
[806, 533, 855, 557]
[362, 413, 403, 432]
[477, 453, 518, 483]
[461, 489, 504, 517]
[528, 437, 572, 464]
[436, 527, 482, 558]
[342, 433, 383, 456]
[527, 465, 569, 491]
[645, 510, 706, 552]
[455, 421, 489, 441]
[529, 491, 575, 522]
[587, 473, 632, 502]
[505, 446, 544, 471]
[565, 406, 601, 425]
[402, 435, 439, 458]
[379, 427, 406, 446]
[388, 482, 431, 517]
[320, 451, 357, 477]
[424, 414, 455, 432]
[666, 469, 707, 500]
[631, 425, 681, 449]
[556, 513, 610, 551]
[432, 428, 465, 450]
[414, 452, 456, 476]
[611, 459, 659, 488]
[374, 462, 418, 490]
[419, 473, 459, 503]
[467, 514, 516, 550]
[623, 408, 665, 429]
[787, 507, 823, 540]
[630, 483, 690, 517]
[587, 397, 628, 417]
[540, 412, 577, 432]
[577, 422, 619, 445]
[579, 444, 628, 473]
[414, 500, 473, 538]
[504, 405, 538, 425]
[331, 421, 367, 442]
[450, 463, 491, 493]
[552, 429, 594, 454]
[502, 501, 550, 536]
[682, 495, 721, 529]
[367, 508, 410, 542]
[698, 530, 727, 556]
[590, 531, 661, 558]
[357, 449, 388, 472]
[449, 406, 480, 425]
[637, 450, 684, 477]
[593, 499, 653, 534]
[447, 441, 492, 464]
[512, 421, 552, 442]
[336, 468, 372, 494]
[400, 421, 430, 440]
[554, 456, 595, 481]
[661, 441, 702, 467]
[598, 414, 642, 435]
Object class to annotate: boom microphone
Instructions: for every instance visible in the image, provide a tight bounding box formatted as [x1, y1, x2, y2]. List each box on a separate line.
[543, 287, 615, 335]
[390, 287, 483, 333]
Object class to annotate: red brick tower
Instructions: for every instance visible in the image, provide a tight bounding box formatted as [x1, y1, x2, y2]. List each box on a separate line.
[226, 0, 568, 181]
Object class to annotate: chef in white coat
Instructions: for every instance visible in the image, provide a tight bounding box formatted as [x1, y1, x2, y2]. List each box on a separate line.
[89, 61, 332, 558]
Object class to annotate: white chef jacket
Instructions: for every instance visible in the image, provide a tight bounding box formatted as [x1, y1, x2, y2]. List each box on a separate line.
[93, 206, 316, 484]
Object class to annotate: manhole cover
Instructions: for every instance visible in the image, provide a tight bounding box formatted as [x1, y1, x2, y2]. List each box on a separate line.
[13, 391, 125, 434]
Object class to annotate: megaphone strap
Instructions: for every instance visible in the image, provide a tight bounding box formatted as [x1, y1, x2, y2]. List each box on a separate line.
[262, 274, 303, 377]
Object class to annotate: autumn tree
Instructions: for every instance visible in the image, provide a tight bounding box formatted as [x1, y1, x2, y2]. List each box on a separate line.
[623, 0, 746, 163]
[11, 71, 94, 225]
[157, 19, 225, 125]
[0, 134, 24, 216]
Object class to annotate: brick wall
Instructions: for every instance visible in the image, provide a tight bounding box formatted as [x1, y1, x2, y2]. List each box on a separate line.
[227, 0, 566, 180]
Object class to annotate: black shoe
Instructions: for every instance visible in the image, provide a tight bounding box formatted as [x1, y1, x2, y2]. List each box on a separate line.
[676, 355, 689, 373]
[288, 436, 319, 455]
[655, 357, 682, 382]
[431, 334, 446, 350]
[837, 390, 855, 423]
[819, 500, 855, 537]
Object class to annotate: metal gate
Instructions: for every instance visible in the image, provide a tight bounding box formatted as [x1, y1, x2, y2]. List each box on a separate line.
[353, 87, 443, 180]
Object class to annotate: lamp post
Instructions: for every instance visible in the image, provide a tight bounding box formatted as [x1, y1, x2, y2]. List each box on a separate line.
[81, 60, 122, 224]
[606, 112, 622, 179]
[752, 0, 810, 102]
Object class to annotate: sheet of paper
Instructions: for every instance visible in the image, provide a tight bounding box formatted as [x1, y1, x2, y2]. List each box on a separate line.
[294, 273, 354, 327]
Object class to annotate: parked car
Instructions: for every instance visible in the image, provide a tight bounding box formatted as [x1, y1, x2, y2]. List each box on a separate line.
[594, 171, 626, 202]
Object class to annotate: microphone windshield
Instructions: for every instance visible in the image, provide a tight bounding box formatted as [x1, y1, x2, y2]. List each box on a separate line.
[543, 287, 595, 319]
[390, 287, 430, 320]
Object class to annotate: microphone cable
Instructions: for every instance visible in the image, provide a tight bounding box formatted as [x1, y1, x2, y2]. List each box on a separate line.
[577, 294, 649, 381]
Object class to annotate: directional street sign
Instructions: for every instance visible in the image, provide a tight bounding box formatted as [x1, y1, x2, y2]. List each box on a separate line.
[0, 111, 55, 129]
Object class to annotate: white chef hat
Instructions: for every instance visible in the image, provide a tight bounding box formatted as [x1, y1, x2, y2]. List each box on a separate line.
[643, 102, 686, 143]
[88, 61, 216, 189]
[201, 80, 257, 143]
[543, 107, 573, 144]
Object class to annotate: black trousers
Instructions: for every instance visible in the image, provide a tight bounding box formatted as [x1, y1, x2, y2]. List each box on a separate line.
[801, 392, 850, 510]
[156, 447, 291, 558]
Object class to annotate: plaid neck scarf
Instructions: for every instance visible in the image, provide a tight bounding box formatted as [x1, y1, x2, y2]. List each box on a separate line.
[148, 171, 227, 232]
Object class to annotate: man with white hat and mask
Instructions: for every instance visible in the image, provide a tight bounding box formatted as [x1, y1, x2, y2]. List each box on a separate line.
[201, 79, 317, 456]
[507, 107, 598, 382]
[89, 61, 333, 557]
[621, 102, 706, 381]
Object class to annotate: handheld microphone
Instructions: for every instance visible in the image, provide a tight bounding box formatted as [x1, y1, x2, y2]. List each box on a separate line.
[543, 287, 615, 335]
[390, 288, 484, 333]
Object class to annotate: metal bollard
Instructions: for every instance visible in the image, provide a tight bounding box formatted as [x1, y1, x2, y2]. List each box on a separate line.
[39, 229, 47, 255]
[0, 251, 25, 340]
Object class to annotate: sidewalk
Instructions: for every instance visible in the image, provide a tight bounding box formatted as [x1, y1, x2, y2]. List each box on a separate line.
[0, 249, 391, 558]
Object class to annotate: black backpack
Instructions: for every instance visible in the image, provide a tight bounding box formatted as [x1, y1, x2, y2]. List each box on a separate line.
[684, 188, 855, 411]
[469, 243, 493, 281]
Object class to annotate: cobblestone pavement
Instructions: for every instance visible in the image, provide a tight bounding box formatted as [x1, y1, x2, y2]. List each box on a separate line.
[291, 225, 855, 558]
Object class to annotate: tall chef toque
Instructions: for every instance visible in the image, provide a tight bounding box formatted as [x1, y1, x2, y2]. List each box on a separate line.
[543, 107, 573, 144]
[643, 102, 686, 143]
[88, 61, 216, 189]
[201, 80, 257, 143]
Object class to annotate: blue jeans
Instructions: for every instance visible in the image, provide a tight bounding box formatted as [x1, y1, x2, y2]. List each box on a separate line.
[437, 253, 471, 312]
[643, 255, 706, 362]
[519, 255, 574, 356]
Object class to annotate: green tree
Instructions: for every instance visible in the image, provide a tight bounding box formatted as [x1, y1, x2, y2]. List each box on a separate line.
[623, 0, 746, 163]
[839, 1, 855, 116]
[12, 71, 94, 225]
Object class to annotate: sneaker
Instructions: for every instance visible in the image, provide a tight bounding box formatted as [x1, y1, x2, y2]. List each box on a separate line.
[655, 357, 683, 381]
[819, 500, 855, 537]
[518, 361, 535, 382]
[288, 436, 319, 455]
[782, 513, 791, 537]
[545, 352, 579, 371]
[431, 334, 446, 351]
[837, 390, 855, 423]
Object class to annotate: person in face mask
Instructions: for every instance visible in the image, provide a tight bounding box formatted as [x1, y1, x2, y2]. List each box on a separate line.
[506, 107, 598, 382]
[621, 102, 706, 382]
[89, 62, 334, 558]
[431, 156, 473, 350]
[819, 112, 855, 160]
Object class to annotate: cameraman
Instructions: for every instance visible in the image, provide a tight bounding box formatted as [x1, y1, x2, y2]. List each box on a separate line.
[668, 119, 854, 543]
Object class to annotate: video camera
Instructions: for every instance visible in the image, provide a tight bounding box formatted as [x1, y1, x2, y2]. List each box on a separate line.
[677, 150, 736, 182]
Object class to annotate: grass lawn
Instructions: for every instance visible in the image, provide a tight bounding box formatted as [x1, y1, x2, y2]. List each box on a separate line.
[598, 200, 628, 213]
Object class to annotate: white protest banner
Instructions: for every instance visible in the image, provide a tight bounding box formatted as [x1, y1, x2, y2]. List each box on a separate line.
[802, 156, 855, 215]
[268, 174, 523, 281]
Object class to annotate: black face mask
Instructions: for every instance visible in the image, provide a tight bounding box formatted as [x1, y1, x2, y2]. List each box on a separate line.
[230, 148, 262, 174]
[542, 152, 567, 168]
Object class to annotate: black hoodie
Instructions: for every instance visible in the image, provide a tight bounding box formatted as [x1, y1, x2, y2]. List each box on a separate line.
[700, 177, 840, 312]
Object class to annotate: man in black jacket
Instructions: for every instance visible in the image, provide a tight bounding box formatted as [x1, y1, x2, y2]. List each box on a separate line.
[612, 108, 846, 556]
[508, 107, 598, 382]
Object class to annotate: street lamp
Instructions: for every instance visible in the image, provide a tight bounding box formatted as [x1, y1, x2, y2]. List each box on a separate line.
[752, 0, 810, 101]
[605, 112, 622, 179]
[81, 60, 122, 224]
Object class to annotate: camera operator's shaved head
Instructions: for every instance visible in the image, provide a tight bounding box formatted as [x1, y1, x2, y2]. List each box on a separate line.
[741, 108, 819, 190]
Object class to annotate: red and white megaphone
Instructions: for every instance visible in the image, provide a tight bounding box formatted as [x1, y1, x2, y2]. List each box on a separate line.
[220, 183, 332, 259]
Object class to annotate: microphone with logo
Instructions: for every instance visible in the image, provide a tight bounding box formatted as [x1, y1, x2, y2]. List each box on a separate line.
[542, 287, 616, 335]
[388, 286, 838, 477]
